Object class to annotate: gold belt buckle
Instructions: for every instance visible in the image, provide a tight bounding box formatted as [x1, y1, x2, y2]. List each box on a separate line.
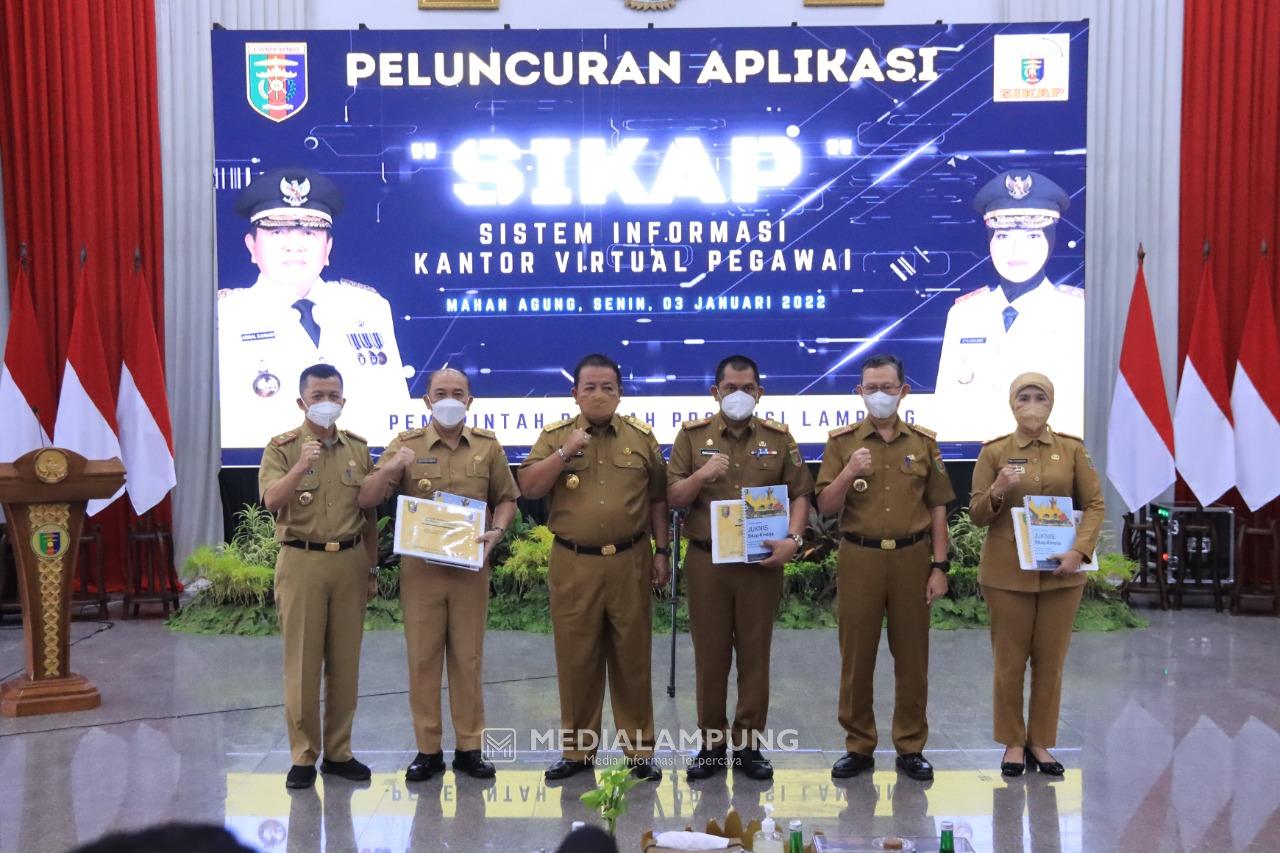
[324, 542, 341, 552]
[601, 544, 617, 556]
[879, 539, 897, 551]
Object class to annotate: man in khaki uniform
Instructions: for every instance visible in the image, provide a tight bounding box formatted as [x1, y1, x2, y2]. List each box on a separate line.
[668, 355, 813, 781]
[969, 372, 1104, 777]
[359, 368, 519, 782]
[518, 353, 670, 783]
[815, 354, 955, 782]
[259, 363, 379, 790]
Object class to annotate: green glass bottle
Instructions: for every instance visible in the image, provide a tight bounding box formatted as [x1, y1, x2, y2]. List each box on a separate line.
[788, 819, 804, 853]
[939, 820, 956, 853]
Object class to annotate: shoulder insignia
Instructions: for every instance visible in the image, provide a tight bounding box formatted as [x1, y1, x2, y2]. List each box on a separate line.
[397, 428, 425, 441]
[1054, 283, 1085, 298]
[337, 278, 378, 293]
[955, 285, 991, 304]
[681, 417, 712, 430]
[759, 418, 789, 433]
[1054, 431, 1084, 443]
[471, 427, 496, 439]
[545, 418, 574, 431]
[622, 415, 653, 435]
[341, 429, 367, 444]
[829, 424, 858, 438]
[907, 423, 937, 441]
[271, 430, 299, 446]
[983, 433, 1012, 446]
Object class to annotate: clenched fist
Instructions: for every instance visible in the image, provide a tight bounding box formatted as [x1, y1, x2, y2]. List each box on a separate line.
[845, 447, 874, 477]
[698, 452, 731, 483]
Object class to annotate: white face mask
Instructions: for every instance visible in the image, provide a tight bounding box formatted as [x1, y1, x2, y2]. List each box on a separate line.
[305, 401, 342, 429]
[719, 390, 757, 421]
[430, 397, 468, 428]
[864, 390, 900, 420]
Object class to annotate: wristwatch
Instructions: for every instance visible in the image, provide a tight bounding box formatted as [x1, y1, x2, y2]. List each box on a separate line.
[930, 560, 951, 574]
[788, 533, 804, 549]
[654, 545, 671, 556]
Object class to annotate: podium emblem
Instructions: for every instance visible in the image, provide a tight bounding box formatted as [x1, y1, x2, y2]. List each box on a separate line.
[31, 524, 69, 558]
[33, 449, 68, 484]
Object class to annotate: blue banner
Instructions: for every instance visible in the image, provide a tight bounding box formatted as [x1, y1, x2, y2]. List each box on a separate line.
[213, 23, 1088, 465]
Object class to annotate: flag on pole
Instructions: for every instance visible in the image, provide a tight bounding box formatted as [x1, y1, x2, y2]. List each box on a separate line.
[116, 261, 176, 514]
[1106, 251, 1175, 512]
[1173, 256, 1235, 506]
[1231, 249, 1280, 511]
[53, 257, 123, 515]
[0, 251, 56, 461]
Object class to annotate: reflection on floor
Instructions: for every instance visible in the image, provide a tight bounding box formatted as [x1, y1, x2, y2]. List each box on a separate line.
[1, 610, 1278, 852]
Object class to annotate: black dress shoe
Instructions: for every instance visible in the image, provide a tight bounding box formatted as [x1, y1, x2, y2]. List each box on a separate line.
[1000, 747, 1026, 778]
[627, 757, 663, 782]
[320, 756, 372, 781]
[895, 752, 934, 781]
[831, 752, 874, 779]
[544, 758, 591, 781]
[686, 747, 728, 781]
[1025, 746, 1065, 777]
[733, 748, 774, 780]
[405, 751, 446, 782]
[285, 764, 317, 789]
[452, 749, 496, 779]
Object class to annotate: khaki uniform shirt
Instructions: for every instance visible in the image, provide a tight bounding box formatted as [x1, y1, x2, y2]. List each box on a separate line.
[668, 413, 814, 542]
[969, 427, 1105, 592]
[815, 418, 955, 539]
[522, 413, 666, 547]
[376, 424, 519, 507]
[259, 423, 372, 542]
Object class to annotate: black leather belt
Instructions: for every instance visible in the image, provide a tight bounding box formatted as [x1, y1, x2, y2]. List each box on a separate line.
[554, 530, 646, 556]
[688, 538, 712, 552]
[842, 530, 927, 551]
[282, 535, 363, 553]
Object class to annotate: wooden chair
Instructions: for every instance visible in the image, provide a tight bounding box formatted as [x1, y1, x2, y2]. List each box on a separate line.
[71, 522, 109, 619]
[1232, 517, 1280, 615]
[123, 515, 180, 618]
[1121, 511, 1169, 610]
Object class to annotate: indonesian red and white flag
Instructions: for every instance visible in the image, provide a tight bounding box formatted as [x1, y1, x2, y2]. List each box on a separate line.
[53, 264, 123, 515]
[0, 258, 56, 461]
[116, 267, 175, 514]
[1174, 261, 1235, 506]
[1231, 254, 1280, 511]
[1106, 257, 1175, 512]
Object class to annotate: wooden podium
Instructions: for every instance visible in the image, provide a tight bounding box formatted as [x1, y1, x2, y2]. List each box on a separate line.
[0, 448, 124, 716]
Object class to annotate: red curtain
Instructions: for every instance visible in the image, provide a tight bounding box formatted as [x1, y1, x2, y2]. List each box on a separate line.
[0, 0, 168, 592]
[1180, 0, 1280, 575]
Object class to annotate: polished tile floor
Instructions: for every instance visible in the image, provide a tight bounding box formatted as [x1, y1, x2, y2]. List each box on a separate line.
[1, 609, 1278, 852]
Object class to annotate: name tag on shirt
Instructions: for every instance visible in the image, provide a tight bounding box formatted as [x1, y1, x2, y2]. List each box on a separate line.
[960, 337, 987, 344]
[700, 448, 720, 456]
[241, 331, 276, 342]
[417, 457, 437, 464]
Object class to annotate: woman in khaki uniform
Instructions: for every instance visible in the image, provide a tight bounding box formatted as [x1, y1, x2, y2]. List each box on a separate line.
[969, 372, 1104, 777]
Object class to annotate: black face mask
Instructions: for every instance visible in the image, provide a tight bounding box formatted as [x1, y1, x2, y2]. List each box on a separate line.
[989, 224, 1056, 303]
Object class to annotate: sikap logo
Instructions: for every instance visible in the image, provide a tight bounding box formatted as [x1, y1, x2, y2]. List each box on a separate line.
[993, 34, 1071, 102]
[245, 42, 309, 122]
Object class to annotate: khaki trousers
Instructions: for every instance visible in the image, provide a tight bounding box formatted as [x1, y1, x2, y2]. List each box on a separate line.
[982, 583, 1083, 748]
[684, 546, 783, 749]
[275, 545, 368, 765]
[548, 540, 655, 761]
[836, 539, 932, 755]
[401, 557, 490, 753]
